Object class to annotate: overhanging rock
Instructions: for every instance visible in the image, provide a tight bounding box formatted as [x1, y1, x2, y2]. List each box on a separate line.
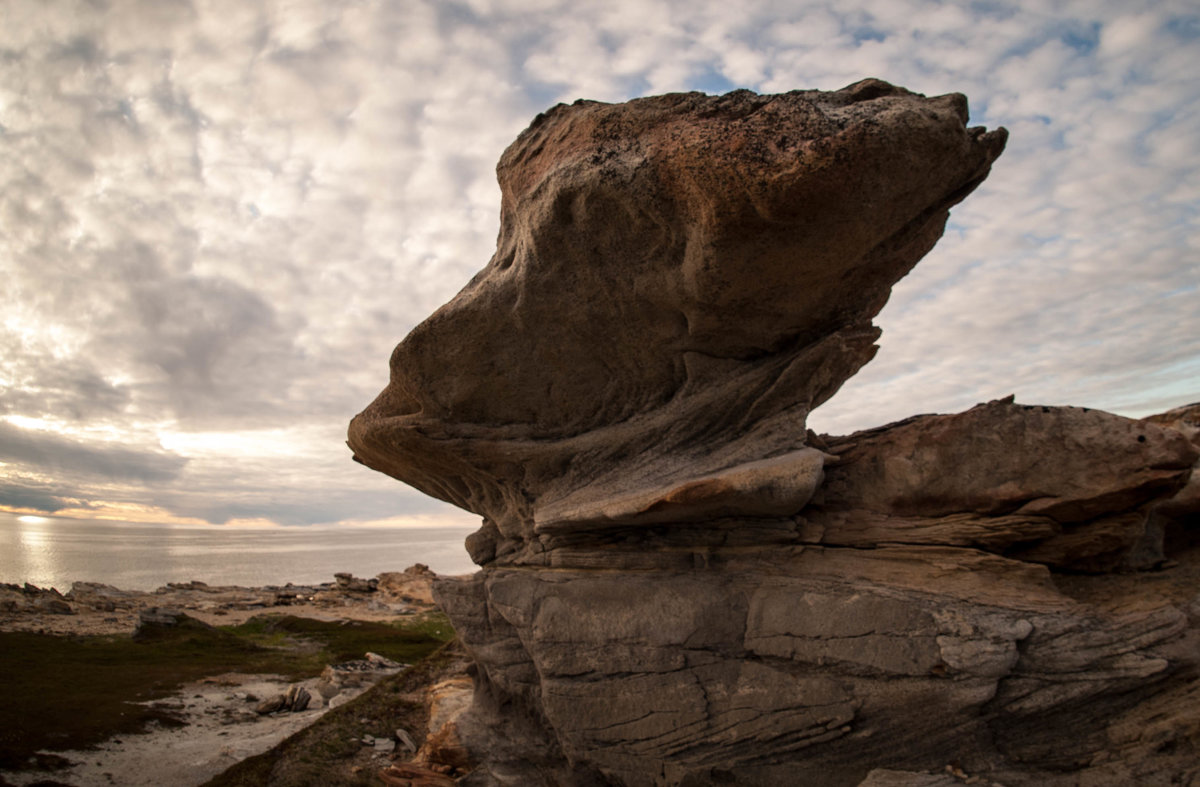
[349, 81, 1200, 786]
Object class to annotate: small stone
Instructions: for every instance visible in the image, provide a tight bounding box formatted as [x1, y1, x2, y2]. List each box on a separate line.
[334, 573, 378, 593]
[254, 695, 286, 715]
[290, 687, 311, 712]
[138, 607, 184, 626]
[395, 727, 417, 753]
[35, 597, 74, 615]
[365, 652, 401, 669]
[283, 684, 311, 712]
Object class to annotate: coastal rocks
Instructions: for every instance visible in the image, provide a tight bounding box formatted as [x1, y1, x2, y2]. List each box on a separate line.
[133, 608, 218, 640]
[378, 564, 440, 606]
[137, 607, 189, 627]
[1142, 402, 1200, 530]
[348, 79, 1008, 554]
[396, 727, 418, 753]
[0, 568, 441, 636]
[350, 83, 1199, 785]
[149, 579, 321, 614]
[336, 573, 380, 593]
[380, 669, 478, 786]
[319, 571, 439, 613]
[366, 733, 398, 753]
[68, 582, 142, 611]
[317, 654, 407, 707]
[36, 597, 73, 615]
[807, 397, 1197, 572]
[413, 676, 474, 771]
[255, 685, 312, 715]
[0, 582, 74, 615]
[435, 521, 1199, 785]
[254, 694, 289, 715]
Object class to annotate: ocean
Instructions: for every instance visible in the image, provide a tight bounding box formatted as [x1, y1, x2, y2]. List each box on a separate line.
[0, 512, 479, 592]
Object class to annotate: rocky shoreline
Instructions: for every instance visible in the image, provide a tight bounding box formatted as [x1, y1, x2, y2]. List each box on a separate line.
[347, 81, 1200, 785]
[0, 564, 441, 637]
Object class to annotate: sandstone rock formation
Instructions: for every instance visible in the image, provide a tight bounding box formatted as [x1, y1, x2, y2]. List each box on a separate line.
[349, 78, 1007, 563]
[349, 81, 1200, 786]
[1142, 402, 1200, 530]
[0, 582, 75, 615]
[378, 564, 440, 606]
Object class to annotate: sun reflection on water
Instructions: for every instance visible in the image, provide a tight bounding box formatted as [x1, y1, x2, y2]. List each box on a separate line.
[11, 515, 59, 588]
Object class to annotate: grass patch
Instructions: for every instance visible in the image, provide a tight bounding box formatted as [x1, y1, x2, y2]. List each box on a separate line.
[203, 639, 470, 787]
[222, 612, 454, 678]
[0, 612, 454, 772]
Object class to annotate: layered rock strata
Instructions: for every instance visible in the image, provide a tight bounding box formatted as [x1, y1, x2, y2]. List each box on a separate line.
[349, 81, 1200, 786]
[349, 78, 1007, 559]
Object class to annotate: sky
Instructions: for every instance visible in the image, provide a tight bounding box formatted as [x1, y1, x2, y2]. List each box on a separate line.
[1, 0, 1198, 530]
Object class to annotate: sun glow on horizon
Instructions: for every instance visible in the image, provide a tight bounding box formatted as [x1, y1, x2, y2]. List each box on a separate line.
[48, 502, 211, 527]
[330, 512, 480, 530]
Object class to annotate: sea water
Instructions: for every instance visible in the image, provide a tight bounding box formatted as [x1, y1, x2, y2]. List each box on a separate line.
[0, 512, 478, 591]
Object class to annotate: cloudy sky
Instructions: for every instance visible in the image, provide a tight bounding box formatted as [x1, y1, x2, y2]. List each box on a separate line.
[1, 0, 1197, 530]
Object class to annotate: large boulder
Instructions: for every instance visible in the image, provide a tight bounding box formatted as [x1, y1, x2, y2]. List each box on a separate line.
[349, 81, 1200, 786]
[349, 79, 1007, 558]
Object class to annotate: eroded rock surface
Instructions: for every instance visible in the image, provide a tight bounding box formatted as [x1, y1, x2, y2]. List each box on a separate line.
[349, 79, 1007, 557]
[349, 82, 1200, 786]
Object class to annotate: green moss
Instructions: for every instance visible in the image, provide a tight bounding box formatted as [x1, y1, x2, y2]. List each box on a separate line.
[0, 612, 455, 772]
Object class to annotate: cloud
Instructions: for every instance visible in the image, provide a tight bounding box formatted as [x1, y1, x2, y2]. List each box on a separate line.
[0, 479, 79, 514]
[0, 0, 1197, 526]
[0, 420, 187, 484]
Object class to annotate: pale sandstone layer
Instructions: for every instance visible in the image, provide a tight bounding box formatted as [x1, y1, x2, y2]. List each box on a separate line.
[348, 81, 1200, 786]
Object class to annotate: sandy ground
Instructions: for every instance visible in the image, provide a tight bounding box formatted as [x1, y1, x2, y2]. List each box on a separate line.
[0, 671, 390, 787]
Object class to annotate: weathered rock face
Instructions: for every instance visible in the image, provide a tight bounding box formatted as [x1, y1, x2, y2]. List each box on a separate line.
[349, 82, 1200, 786]
[810, 398, 1197, 572]
[1143, 402, 1200, 528]
[349, 79, 1007, 558]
